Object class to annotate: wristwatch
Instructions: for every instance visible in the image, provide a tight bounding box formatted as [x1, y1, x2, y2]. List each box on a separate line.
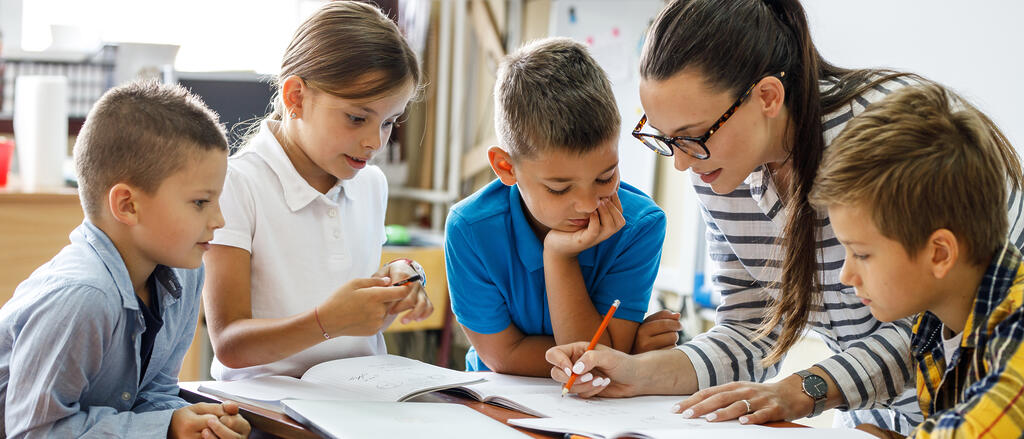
[795, 370, 828, 417]
[388, 258, 426, 286]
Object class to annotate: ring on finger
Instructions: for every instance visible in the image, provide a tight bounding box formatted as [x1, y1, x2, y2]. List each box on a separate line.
[741, 399, 752, 414]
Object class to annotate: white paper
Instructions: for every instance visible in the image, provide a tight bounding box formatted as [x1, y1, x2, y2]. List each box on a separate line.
[284, 400, 530, 439]
[198, 355, 483, 412]
[510, 415, 875, 439]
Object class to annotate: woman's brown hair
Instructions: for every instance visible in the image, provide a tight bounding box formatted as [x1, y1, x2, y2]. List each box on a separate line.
[640, 0, 914, 365]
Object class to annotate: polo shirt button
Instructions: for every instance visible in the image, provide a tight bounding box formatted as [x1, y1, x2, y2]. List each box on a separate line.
[333, 230, 340, 239]
[328, 209, 337, 218]
[121, 392, 131, 400]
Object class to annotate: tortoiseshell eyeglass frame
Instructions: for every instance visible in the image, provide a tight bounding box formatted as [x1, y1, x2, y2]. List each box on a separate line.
[632, 72, 786, 160]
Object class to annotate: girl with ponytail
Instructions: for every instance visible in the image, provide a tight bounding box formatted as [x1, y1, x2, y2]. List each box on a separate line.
[545, 0, 1024, 433]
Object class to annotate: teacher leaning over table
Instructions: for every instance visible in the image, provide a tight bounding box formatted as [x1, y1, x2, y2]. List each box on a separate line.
[545, 0, 1024, 435]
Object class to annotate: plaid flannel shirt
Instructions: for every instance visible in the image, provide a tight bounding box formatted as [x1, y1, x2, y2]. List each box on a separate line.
[911, 240, 1024, 438]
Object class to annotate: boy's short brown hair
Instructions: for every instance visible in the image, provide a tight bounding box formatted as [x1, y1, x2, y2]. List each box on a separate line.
[809, 82, 1023, 265]
[494, 37, 620, 160]
[74, 81, 227, 219]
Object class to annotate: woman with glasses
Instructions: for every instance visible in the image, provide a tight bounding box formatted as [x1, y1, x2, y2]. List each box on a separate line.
[546, 0, 1024, 434]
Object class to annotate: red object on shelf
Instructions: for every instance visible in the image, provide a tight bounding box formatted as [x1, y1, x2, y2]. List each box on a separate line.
[0, 138, 13, 187]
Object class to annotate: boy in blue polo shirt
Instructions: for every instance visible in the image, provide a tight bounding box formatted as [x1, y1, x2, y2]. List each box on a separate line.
[445, 38, 670, 378]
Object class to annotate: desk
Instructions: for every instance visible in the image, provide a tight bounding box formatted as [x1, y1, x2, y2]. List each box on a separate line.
[179, 381, 806, 438]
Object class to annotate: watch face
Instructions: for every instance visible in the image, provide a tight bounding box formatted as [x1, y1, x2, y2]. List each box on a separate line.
[802, 374, 828, 399]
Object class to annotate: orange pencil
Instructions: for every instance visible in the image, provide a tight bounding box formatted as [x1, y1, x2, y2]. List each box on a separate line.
[562, 299, 619, 397]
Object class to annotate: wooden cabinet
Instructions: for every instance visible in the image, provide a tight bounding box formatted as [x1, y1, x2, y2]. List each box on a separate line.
[0, 190, 83, 303]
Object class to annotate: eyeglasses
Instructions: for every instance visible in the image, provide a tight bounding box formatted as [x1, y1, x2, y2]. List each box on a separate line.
[632, 72, 785, 160]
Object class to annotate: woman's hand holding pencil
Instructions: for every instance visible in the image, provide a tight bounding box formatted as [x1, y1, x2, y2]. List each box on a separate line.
[549, 299, 649, 398]
[546, 341, 643, 398]
[560, 299, 620, 397]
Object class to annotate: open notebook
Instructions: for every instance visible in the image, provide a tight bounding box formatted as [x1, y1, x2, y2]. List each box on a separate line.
[283, 400, 530, 439]
[510, 416, 875, 439]
[198, 355, 484, 413]
[202, 359, 692, 420]
[451, 372, 699, 418]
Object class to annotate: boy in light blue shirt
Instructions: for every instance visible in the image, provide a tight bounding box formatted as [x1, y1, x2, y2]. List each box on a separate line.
[446, 38, 671, 378]
[0, 82, 249, 438]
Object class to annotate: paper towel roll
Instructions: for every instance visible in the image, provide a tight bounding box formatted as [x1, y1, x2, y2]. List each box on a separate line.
[14, 75, 68, 191]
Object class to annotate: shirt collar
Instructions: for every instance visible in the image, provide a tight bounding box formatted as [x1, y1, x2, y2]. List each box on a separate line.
[913, 239, 1021, 355]
[250, 120, 353, 212]
[962, 240, 1021, 348]
[508, 184, 598, 272]
[74, 221, 183, 310]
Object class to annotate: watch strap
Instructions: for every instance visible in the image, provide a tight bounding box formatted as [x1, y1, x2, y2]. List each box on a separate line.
[795, 370, 827, 417]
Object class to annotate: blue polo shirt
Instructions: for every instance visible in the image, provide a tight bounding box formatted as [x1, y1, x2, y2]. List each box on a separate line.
[445, 179, 666, 371]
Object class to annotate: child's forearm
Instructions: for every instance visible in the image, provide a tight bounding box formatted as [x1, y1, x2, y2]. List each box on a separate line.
[543, 252, 625, 349]
[209, 311, 340, 369]
[476, 334, 558, 377]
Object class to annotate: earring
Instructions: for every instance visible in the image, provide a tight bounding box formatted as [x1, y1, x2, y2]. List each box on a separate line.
[290, 111, 298, 119]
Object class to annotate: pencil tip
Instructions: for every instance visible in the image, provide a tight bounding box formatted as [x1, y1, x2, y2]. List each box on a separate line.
[561, 387, 568, 397]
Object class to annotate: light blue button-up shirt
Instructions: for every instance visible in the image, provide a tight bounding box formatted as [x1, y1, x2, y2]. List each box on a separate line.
[0, 221, 202, 438]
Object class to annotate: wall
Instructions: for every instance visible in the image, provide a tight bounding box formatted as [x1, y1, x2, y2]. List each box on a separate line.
[657, 1, 1024, 287]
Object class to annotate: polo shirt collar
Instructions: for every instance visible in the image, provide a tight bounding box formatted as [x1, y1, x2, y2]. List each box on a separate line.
[75, 221, 183, 311]
[252, 120, 353, 212]
[508, 184, 597, 272]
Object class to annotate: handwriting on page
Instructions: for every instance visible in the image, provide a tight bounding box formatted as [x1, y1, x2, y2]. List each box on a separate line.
[506, 392, 688, 418]
[300, 355, 477, 401]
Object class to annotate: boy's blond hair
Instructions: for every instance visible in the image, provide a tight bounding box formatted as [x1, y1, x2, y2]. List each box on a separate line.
[494, 37, 620, 160]
[74, 81, 227, 219]
[809, 82, 1023, 265]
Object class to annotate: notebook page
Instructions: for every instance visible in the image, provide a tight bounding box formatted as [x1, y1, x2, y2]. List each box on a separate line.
[459, 372, 559, 398]
[197, 376, 364, 410]
[498, 391, 693, 418]
[510, 414, 766, 438]
[300, 354, 483, 401]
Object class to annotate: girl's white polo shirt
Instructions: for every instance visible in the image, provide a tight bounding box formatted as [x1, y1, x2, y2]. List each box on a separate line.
[210, 120, 388, 380]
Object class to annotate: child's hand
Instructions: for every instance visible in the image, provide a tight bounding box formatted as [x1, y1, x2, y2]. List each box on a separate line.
[544, 192, 625, 258]
[380, 261, 434, 324]
[170, 402, 250, 439]
[631, 310, 682, 354]
[319, 277, 412, 336]
[389, 285, 433, 324]
[208, 402, 251, 439]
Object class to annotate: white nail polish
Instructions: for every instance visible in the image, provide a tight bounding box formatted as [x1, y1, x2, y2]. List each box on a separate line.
[706, 413, 718, 421]
[580, 373, 593, 383]
[739, 416, 749, 424]
[572, 361, 585, 374]
[564, 367, 572, 377]
[681, 409, 694, 418]
[591, 377, 604, 387]
[602, 378, 611, 387]
[671, 404, 681, 413]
